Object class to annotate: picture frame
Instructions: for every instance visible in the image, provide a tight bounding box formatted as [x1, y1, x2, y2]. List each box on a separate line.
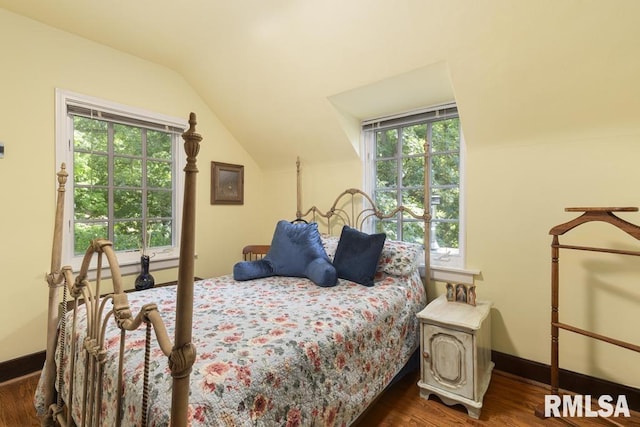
[446, 283, 454, 302]
[211, 161, 244, 205]
[455, 283, 467, 303]
[446, 282, 476, 306]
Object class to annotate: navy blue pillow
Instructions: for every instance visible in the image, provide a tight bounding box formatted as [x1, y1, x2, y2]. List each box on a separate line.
[333, 225, 386, 287]
[233, 220, 337, 287]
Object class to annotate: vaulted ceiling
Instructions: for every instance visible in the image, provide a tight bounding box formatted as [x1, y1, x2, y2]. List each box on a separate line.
[2, 0, 640, 169]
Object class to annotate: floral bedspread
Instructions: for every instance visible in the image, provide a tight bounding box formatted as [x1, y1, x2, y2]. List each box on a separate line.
[36, 272, 426, 426]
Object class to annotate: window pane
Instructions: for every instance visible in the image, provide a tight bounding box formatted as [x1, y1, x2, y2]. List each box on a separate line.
[432, 153, 459, 186]
[432, 118, 460, 152]
[114, 189, 142, 219]
[376, 129, 398, 158]
[113, 124, 142, 156]
[433, 187, 459, 220]
[73, 117, 108, 152]
[148, 220, 172, 248]
[375, 190, 397, 213]
[114, 220, 142, 251]
[147, 160, 172, 189]
[74, 187, 108, 220]
[376, 220, 398, 240]
[376, 159, 398, 188]
[367, 106, 460, 259]
[147, 131, 172, 159]
[148, 190, 172, 218]
[65, 96, 181, 262]
[402, 157, 424, 187]
[74, 222, 107, 256]
[402, 221, 425, 245]
[114, 157, 142, 187]
[401, 189, 425, 215]
[402, 124, 426, 156]
[433, 221, 459, 249]
[74, 152, 108, 186]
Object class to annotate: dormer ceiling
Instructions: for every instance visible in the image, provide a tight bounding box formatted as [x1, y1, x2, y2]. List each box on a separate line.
[1, 1, 639, 169]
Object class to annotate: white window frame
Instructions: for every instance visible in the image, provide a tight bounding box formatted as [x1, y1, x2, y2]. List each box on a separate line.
[55, 89, 187, 277]
[362, 104, 479, 284]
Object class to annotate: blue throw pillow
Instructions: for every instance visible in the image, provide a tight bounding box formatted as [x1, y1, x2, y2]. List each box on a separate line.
[233, 220, 337, 287]
[233, 259, 272, 281]
[333, 225, 386, 287]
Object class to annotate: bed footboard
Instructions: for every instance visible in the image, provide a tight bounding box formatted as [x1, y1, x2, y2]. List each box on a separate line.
[40, 113, 202, 427]
[41, 164, 68, 426]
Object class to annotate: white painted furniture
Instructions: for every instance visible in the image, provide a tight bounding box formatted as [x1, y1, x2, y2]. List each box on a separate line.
[417, 294, 493, 419]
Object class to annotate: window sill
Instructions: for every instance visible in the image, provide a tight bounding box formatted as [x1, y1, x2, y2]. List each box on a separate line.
[419, 264, 480, 285]
[68, 251, 184, 281]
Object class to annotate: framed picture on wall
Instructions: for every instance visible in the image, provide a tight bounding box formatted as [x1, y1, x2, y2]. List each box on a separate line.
[211, 161, 244, 205]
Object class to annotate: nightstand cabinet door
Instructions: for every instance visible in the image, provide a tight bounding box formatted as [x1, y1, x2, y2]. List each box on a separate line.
[422, 324, 474, 399]
[417, 295, 493, 419]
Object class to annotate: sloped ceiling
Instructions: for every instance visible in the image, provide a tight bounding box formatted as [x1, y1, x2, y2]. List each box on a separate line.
[1, 0, 640, 169]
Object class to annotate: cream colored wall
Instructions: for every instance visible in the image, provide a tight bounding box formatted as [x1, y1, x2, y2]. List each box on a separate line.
[262, 159, 363, 232]
[0, 10, 265, 362]
[465, 133, 640, 388]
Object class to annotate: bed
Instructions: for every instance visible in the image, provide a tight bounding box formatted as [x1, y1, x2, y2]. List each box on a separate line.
[35, 113, 432, 426]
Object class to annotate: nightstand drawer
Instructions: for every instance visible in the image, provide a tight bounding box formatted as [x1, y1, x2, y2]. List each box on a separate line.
[422, 324, 474, 399]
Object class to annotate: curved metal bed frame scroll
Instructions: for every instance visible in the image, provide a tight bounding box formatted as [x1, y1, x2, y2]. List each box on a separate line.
[297, 187, 430, 234]
[42, 113, 201, 427]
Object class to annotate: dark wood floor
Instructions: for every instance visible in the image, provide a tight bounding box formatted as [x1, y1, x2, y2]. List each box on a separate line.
[359, 370, 640, 426]
[1, 370, 638, 426]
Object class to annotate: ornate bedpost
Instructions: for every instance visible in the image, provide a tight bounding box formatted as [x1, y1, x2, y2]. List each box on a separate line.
[296, 156, 302, 219]
[423, 137, 432, 291]
[170, 113, 200, 426]
[42, 164, 68, 426]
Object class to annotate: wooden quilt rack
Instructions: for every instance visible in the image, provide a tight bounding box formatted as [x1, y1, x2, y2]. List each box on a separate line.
[539, 207, 640, 418]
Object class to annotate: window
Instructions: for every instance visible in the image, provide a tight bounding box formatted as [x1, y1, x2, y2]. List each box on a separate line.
[363, 104, 468, 272]
[56, 90, 187, 274]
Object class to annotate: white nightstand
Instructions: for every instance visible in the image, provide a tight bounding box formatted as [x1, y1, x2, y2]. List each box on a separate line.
[417, 294, 493, 419]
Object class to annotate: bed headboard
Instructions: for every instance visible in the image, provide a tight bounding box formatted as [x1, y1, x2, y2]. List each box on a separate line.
[294, 157, 431, 284]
